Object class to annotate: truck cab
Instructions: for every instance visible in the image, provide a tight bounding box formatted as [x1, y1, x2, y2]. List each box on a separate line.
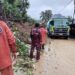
[47, 18, 70, 39]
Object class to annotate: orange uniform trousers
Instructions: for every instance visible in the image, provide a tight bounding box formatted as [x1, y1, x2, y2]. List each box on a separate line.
[0, 66, 14, 75]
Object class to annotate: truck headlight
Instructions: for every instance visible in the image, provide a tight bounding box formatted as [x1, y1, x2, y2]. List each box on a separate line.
[52, 32, 54, 35]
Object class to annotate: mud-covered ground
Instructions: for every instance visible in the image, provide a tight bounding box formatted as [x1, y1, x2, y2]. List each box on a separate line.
[33, 38, 75, 75]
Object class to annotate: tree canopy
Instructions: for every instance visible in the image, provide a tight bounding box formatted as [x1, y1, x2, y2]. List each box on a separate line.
[40, 10, 53, 23]
[0, 0, 30, 22]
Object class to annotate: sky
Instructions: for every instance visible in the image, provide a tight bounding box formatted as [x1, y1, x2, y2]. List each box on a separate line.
[27, 0, 74, 20]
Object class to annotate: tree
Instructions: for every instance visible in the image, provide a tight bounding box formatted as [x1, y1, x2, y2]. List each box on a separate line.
[40, 10, 52, 23]
[2, 0, 30, 21]
[0, 0, 36, 23]
[67, 16, 73, 22]
[26, 16, 37, 24]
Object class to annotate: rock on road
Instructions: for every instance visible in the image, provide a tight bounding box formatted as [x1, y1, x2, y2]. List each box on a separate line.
[33, 39, 75, 75]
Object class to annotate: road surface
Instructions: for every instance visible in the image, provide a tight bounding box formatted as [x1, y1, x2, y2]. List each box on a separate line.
[33, 38, 75, 75]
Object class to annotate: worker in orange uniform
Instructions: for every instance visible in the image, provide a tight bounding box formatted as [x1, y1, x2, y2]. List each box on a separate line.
[0, 19, 17, 75]
[40, 23, 47, 50]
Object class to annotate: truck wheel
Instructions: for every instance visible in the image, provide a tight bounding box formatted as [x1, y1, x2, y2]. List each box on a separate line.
[50, 36, 54, 39]
[64, 36, 68, 39]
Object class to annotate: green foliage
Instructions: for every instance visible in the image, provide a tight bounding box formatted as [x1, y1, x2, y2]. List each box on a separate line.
[0, 0, 36, 23]
[27, 69, 33, 75]
[16, 38, 29, 56]
[3, 0, 30, 21]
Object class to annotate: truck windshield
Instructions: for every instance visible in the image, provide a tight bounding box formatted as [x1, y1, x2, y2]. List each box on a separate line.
[54, 19, 68, 27]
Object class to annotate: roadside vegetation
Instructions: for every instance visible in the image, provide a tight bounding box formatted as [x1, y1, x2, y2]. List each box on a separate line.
[0, 0, 72, 75]
[0, 0, 36, 75]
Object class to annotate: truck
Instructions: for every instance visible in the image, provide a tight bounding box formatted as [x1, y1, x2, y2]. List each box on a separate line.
[47, 18, 70, 39]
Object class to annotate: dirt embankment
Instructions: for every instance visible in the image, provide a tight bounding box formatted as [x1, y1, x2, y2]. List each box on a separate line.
[13, 22, 33, 43]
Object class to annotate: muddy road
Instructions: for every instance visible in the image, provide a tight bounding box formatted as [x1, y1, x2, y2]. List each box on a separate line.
[33, 39, 75, 75]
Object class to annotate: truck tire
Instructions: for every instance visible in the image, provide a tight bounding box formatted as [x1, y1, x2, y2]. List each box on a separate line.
[64, 36, 68, 39]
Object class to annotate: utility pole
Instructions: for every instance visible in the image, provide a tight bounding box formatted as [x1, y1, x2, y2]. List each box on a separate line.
[73, 0, 75, 20]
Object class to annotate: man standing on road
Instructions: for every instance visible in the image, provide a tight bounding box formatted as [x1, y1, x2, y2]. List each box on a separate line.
[30, 23, 41, 61]
[0, 18, 17, 75]
[40, 23, 47, 50]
